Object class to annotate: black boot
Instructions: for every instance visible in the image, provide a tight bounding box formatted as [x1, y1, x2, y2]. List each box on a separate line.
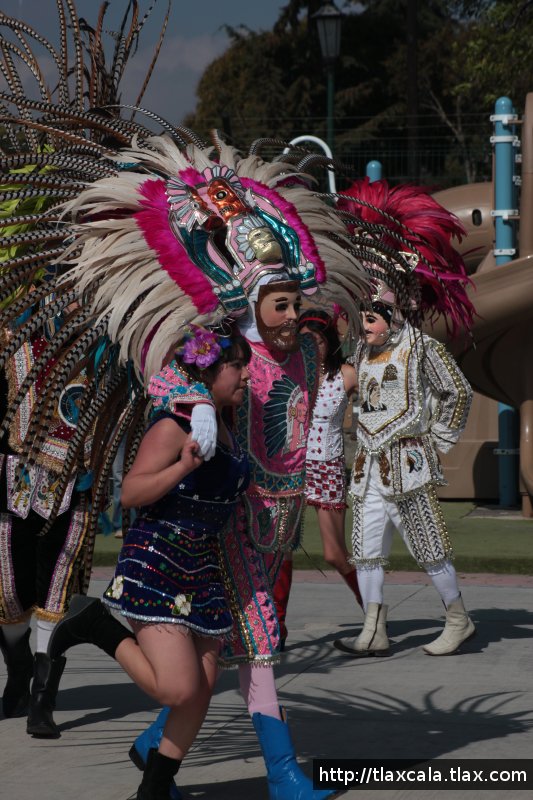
[48, 594, 134, 661]
[26, 652, 66, 738]
[0, 627, 33, 718]
[137, 748, 181, 800]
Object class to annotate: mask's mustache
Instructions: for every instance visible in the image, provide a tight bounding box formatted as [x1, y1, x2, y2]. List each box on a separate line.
[280, 321, 296, 332]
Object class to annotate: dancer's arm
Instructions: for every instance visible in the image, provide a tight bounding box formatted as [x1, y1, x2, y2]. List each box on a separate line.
[121, 417, 203, 508]
[341, 363, 358, 396]
[423, 340, 473, 453]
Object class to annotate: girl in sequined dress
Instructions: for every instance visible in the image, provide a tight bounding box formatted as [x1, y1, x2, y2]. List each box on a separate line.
[48, 330, 251, 800]
[273, 310, 362, 649]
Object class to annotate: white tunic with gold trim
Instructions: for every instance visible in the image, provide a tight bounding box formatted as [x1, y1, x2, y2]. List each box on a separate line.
[351, 324, 472, 499]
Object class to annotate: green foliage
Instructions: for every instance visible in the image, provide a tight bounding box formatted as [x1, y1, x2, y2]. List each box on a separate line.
[185, 24, 325, 148]
[187, 0, 533, 185]
[0, 153, 56, 308]
[454, 2, 533, 107]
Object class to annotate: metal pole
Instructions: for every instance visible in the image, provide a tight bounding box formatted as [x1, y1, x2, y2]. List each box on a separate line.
[326, 64, 335, 154]
[491, 96, 520, 506]
[285, 135, 336, 194]
[366, 160, 383, 182]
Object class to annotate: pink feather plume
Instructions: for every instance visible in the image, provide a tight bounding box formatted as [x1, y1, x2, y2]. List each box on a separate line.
[135, 178, 218, 314]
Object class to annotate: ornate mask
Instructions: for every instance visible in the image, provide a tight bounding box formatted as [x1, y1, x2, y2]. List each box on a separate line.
[166, 164, 318, 317]
[255, 280, 300, 352]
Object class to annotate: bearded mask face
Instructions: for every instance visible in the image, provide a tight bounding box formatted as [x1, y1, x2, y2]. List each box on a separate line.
[255, 280, 301, 352]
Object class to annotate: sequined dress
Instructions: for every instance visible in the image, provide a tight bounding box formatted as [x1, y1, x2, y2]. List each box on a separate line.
[103, 414, 249, 636]
[305, 370, 349, 510]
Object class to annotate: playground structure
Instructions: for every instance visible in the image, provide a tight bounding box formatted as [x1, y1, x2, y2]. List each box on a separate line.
[431, 94, 533, 515]
[292, 114, 533, 513]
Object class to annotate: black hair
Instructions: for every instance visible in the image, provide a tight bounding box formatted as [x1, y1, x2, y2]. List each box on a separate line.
[369, 302, 393, 325]
[297, 308, 343, 380]
[177, 331, 251, 389]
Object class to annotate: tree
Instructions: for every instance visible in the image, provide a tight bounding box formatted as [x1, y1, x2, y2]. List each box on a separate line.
[186, 1, 533, 185]
[185, 3, 404, 159]
[414, 0, 533, 182]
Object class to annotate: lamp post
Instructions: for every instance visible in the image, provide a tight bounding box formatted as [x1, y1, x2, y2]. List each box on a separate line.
[313, 2, 343, 155]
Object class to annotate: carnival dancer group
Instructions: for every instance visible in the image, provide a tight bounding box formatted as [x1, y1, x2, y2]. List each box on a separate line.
[0, 4, 478, 799]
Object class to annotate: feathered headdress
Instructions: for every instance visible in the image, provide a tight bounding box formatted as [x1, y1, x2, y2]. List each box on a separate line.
[61, 134, 369, 382]
[336, 177, 475, 335]
[0, 2, 369, 541]
[2, 3, 472, 548]
[0, 0, 174, 551]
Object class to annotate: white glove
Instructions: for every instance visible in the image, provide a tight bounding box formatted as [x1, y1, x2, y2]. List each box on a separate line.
[190, 404, 217, 461]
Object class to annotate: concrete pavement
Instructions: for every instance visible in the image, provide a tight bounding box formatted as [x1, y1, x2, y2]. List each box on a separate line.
[1, 569, 532, 800]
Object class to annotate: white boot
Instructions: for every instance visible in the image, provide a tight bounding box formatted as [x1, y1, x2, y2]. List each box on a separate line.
[334, 603, 389, 656]
[423, 596, 475, 655]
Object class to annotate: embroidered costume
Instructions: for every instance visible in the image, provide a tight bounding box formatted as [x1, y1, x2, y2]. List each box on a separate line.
[350, 323, 472, 567]
[332, 177, 477, 659]
[103, 413, 248, 636]
[305, 370, 349, 511]
[0, 341, 90, 625]
[0, 329, 92, 736]
[238, 337, 317, 551]
[215, 333, 319, 665]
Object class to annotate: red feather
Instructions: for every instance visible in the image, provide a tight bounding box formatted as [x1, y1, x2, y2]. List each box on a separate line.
[338, 177, 475, 335]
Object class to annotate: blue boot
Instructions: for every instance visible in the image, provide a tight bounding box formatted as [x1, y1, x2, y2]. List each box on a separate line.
[252, 709, 340, 799]
[129, 707, 182, 800]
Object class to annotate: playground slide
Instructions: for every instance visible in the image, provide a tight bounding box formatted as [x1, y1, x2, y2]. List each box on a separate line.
[430, 93, 533, 500]
[428, 246, 533, 407]
[438, 254, 533, 499]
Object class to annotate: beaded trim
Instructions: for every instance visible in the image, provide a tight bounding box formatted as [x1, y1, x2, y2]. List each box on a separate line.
[395, 485, 453, 567]
[244, 494, 304, 553]
[0, 513, 25, 621]
[101, 597, 233, 636]
[6, 337, 91, 472]
[44, 506, 90, 616]
[249, 344, 290, 368]
[350, 487, 453, 569]
[217, 507, 281, 664]
[5, 456, 75, 520]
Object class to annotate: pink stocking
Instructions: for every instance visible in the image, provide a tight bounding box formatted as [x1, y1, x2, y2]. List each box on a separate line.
[238, 663, 282, 720]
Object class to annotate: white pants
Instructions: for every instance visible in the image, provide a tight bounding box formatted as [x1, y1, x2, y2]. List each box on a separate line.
[351, 480, 453, 568]
[351, 480, 459, 607]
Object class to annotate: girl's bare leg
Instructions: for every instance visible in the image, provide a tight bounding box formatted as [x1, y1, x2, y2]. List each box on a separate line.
[317, 507, 363, 606]
[113, 634, 161, 699]
[316, 507, 351, 574]
[132, 622, 219, 761]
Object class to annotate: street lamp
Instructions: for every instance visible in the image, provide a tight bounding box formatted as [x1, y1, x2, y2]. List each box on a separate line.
[313, 1, 343, 154]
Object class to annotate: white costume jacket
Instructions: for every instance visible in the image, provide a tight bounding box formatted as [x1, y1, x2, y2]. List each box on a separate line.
[350, 324, 472, 499]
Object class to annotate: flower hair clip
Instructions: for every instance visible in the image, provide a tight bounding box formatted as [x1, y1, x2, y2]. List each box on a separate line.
[176, 325, 231, 369]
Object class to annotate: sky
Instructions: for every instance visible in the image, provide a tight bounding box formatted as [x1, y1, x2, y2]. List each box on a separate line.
[0, 0, 285, 122]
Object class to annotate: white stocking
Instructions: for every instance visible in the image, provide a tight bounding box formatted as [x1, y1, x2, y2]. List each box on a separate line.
[425, 560, 460, 606]
[356, 566, 385, 609]
[36, 618, 56, 653]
